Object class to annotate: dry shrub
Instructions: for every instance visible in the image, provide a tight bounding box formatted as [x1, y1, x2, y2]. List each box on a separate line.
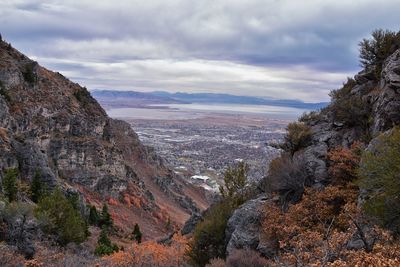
[261, 184, 400, 266]
[283, 122, 312, 153]
[0, 244, 25, 267]
[102, 234, 188, 267]
[264, 153, 311, 207]
[226, 249, 268, 267]
[327, 142, 362, 184]
[206, 258, 226, 267]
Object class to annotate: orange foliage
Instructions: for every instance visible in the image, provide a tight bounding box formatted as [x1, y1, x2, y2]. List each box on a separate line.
[108, 198, 119, 206]
[327, 142, 362, 183]
[102, 234, 188, 267]
[262, 184, 400, 266]
[122, 193, 142, 208]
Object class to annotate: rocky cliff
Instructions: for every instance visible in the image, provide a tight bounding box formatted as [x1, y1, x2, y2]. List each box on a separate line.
[225, 46, 400, 254]
[0, 40, 207, 238]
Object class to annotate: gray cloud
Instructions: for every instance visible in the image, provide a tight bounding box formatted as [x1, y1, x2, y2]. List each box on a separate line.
[1, 0, 399, 101]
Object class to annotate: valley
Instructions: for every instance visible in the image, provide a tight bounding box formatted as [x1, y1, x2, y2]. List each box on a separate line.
[103, 104, 295, 193]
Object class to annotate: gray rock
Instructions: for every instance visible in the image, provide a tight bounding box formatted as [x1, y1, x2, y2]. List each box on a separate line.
[181, 212, 203, 235]
[225, 196, 269, 256]
[373, 49, 400, 134]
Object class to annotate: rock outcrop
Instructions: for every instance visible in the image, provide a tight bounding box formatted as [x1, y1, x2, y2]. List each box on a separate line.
[225, 196, 268, 255]
[0, 40, 207, 238]
[225, 48, 400, 254]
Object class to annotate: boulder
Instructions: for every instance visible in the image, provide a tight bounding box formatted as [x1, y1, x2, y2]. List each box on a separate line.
[225, 196, 269, 256]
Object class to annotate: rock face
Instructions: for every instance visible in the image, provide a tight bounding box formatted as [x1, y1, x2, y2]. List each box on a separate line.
[225, 49, 400, 256]
[373, 49, 400, 134]
[225, 196, 269, 255]
[0, 40, 207, 237]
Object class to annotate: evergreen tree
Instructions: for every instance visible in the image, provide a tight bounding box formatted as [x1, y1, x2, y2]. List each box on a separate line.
[95, 226, 119, 256]
[2, 168, 18, 202]
[132, 223, 142, 243]
[35, 188, 87, 245]
[30, 169, 46, 203]
[88, 205, 100, 226]
[100, 204, 113, 229]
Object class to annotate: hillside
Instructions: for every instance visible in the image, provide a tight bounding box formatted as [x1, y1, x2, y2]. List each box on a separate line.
[184, 29, 400, 267]
[0, 38, 209, 255]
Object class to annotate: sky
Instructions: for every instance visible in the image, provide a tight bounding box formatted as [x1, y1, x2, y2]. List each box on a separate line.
[0, 0, 399, 102]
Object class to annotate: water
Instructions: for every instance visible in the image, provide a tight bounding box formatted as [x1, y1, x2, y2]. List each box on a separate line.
[106, 103, 309, 120]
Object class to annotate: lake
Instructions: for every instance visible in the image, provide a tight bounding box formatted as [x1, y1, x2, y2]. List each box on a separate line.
[106, 103, 310, 120]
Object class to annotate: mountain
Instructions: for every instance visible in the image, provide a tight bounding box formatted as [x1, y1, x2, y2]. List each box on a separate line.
[92, 90, 328, 110]
[152, 91, 328, 109]
[0, 40, 208, 242]
[91, 90, 188, 109]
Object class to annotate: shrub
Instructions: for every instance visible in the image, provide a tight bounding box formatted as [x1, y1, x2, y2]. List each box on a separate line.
[206, 258, 226, 267]
[0, 80, 10, 102]
[329, 78, 371, 130]
[88, 205, 100, 226]
[30, 169, 47, 203]
[327, 142, 363, 184]
[283, 122, 312, 154]
[298, 110, 322, 124]
[131, 223, 142, 243]
[100, 204, 113, 229]
[188, 162, 254, 266]
[2, 168, 18, 202]
[359, 29, 400, 79]
[1, 202, 36, 258]
[226, 249, 268, 267]
[35, 188, 87, 245]
[73, 88, 92, 103]
[264, 153, 311, 209]
[219, 161, 249, 207]
[95, 226, 119, 256]
[22, 63, 36, 84]
[187, 200, 233, 267]
[358, 127, 400, 235]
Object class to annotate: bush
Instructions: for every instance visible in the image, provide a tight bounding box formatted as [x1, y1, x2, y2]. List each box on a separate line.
[1, 202, 36, 258]
[2, 168, 18, 202]
[35, 188, 87, 245]
[283, 122, 312, 154]
[358, 127, 400, 235]
[327, 142, 362, 184]
[329, 78, 372, 131]
[22, 64, 36, 84]
[100, 204, 113, 229]
[359, 29, 400, 79]
[219, 161, 249, 207]
[73, 88, 92, 103]
[94, 226, 119, 256]
[187, 201, 233, 267]
[131, 223, 142, 244]
[0, 80, 10, 102]
[30, 170, 47, 203]
[188, 162, 253, 266]
[298, 110, 322, 124]
[226, 249, 268, 267]
[88, 205, 100, 226]
[264, 153, 311, 209]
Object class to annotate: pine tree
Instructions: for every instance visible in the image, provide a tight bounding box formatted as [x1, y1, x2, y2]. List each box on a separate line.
[100, 204, 113, 229]
[95, 226, 119, 256]
[35, 188, 87, 245]
[30, 169, 46, 203]
[2, 168, 18, 202]
[88, 205, 100, 226]
[132, 223, 142, 243]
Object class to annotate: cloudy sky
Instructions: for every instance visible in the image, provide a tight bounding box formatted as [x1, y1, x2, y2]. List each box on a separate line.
[1, 0, 399, 102]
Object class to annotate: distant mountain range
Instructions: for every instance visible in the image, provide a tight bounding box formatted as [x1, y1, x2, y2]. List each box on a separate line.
[92, 90, 328, 110]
